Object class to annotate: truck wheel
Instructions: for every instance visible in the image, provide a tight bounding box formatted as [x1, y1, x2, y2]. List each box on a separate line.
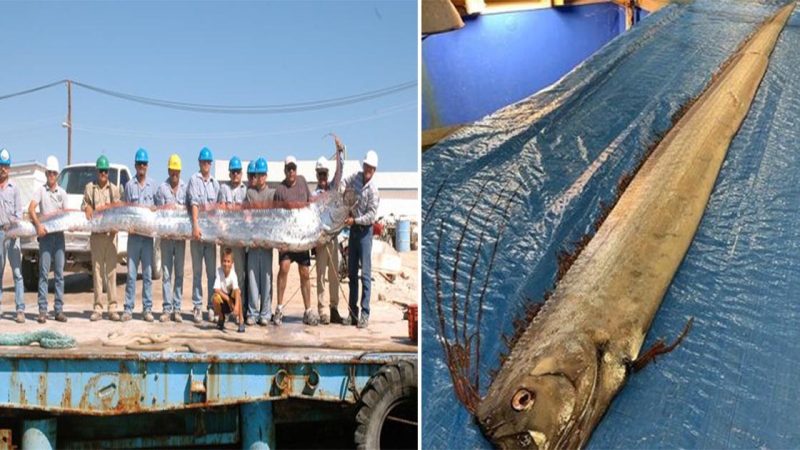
[355, 360, 417, 450]
[22, 259, 38, 292]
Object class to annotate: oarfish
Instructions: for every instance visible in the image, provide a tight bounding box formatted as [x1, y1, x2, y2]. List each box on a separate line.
[475, 3, 795, 449]
[5, 140, 357, 252]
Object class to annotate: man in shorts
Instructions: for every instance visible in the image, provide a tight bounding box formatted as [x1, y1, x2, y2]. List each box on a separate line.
[272, 156, 314, 326]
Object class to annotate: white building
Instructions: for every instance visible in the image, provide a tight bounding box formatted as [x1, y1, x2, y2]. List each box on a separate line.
[9, 161, 47, 208]
[213, 159, 419, 222]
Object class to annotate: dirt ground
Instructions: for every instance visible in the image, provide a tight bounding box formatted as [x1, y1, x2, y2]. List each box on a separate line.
[0, 247, 418, 356]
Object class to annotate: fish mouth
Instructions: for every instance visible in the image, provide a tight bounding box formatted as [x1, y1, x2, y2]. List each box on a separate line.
[486, 429, 548, 450]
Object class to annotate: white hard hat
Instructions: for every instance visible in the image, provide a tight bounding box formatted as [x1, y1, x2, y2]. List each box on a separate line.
[284, 155, 297, 166]
[45, 155, 60, 172]
[362, 150, 378, 169]
[315, 156, 329, 172]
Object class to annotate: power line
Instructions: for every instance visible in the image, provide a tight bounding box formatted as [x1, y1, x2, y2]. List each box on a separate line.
[0, 80, 66, 101]
[71, 80, 416, 114]
[71, 101, 416, 139]
[0, 79, 415, 114]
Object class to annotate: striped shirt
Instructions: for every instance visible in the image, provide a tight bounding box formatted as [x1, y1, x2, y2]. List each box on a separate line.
[155, 178, 187, 207]
[187, 172, 220, 208]
[219, 182, 247, 205]
[124, 176, 156, 207]
[0, 180, 22, 227]
[341, 172, 379, 226]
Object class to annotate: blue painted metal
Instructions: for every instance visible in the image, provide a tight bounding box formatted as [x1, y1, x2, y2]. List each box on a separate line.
[22, 418, 56, 450]
[0, 356, 411, 414]
[241, 401, 274, 450]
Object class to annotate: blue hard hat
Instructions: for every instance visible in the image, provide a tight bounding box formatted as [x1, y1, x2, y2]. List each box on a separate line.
[229, 156, 242, 171]
[135, 148, 149, 164]
[0, 148, 10, 166]
[246, 160, 256, 175]
[254, 157, 268, 174]
[198, 147, 213, 162]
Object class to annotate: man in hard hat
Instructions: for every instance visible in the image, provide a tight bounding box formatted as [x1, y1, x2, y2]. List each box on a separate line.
[312, 149, 344, 325]
[273, 155, 314, 326]
[28, 155, 69, 323]
[218, 156, 248, 310]
[246, 160, 257, 190]
[243, 157, 274, 326]
[122, 148, 157, 322]
[0, 149, 25, 323]
[155, 154, 187, 322]
[187, 147, 220, 324]
[341, 150, 380, 328]
[83, 155, 122, 321]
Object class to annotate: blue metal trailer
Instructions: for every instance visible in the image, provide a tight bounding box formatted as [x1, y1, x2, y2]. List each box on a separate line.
[0, 333, 417, 449]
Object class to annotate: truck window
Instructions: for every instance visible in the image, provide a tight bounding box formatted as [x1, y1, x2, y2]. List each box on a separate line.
[120, 170, 129, 187]
[57, 167, 98, 195]
[109, 168, 119, 185]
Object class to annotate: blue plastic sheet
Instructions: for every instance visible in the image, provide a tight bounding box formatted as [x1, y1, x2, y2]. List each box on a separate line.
[591, 8, 800, 449]
[421, 1, 788, 448]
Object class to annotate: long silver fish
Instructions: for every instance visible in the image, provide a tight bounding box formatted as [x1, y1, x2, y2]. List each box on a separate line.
[5, 140, 356, 252]
[474, 4, 794, 449]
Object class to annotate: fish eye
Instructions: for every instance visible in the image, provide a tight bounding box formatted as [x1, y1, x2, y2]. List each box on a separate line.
[511, 388, 535, 411]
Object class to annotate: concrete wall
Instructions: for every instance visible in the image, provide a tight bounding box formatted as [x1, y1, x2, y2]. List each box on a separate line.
[422, 3, 626, 130]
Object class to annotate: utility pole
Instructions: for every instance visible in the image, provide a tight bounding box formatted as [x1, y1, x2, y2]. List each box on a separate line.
[66, 80, 72, 165]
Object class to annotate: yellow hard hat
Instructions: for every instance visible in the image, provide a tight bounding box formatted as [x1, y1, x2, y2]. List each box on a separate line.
[167, 154, 182, 171]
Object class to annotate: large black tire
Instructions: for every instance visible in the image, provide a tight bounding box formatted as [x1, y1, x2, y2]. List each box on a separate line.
[21, 259, 38, 292]
[355, 360, 417, 450]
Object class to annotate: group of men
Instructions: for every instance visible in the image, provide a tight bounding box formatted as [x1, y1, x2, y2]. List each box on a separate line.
[0, 145, 380, 330]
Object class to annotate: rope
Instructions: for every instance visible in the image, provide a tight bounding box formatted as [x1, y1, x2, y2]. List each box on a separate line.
[0, 330, 77, 349]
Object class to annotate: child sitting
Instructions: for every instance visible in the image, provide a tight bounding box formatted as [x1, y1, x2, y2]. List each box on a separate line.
[212, 247, 245, 333]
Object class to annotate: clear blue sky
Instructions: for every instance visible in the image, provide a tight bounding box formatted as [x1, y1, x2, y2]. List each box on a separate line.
[0, 0, 418, 181]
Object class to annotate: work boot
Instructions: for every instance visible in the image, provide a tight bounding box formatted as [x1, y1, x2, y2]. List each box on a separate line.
[143, 311, 154, 322]
[342, 315, 357, 326]
[192, 308, 202, 324]
[15, 311, 25, 324]
[271, 309, 283, 326]
[216, 315, 225, 331]
[173, 311, 183, 323]
[319, 311, 330, 325]
[329, 308, 343, 324]
[237, 322, 246, 333]
[90, 311, 103, 322]
[37, 311, 47, 323]
[109, 311, 121, 322]
[160, 312, 171, 322]
[246, 317, 256, 326]
[55, 311, 68, 323]
[121, 311, 132, 322]
[303, 309, 320, 326]
[207, 309, 216, 323]
[357, 314, 369, 329]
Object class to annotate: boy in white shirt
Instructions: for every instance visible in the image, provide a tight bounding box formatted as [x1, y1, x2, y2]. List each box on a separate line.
[212, 247, 245, 333]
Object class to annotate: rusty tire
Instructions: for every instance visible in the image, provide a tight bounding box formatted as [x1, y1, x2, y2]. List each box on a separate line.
[355, 360, 417, 450]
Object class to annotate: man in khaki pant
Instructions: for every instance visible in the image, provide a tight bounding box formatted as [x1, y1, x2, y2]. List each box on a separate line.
[313, 149, 343, 325]
[83, 155, 122, 321]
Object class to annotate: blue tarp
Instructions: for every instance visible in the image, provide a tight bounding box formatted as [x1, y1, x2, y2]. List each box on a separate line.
[421, 1, 793, 448]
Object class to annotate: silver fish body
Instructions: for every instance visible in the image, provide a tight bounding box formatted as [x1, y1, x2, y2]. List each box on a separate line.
[4, 189, 356, 252]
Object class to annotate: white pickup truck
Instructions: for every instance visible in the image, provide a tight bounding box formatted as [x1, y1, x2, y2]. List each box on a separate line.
[20, 163, 161, 291]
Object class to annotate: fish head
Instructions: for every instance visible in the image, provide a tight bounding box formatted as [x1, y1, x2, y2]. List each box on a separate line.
[476, 336, 600, 450]
[342, 188, 357, 210]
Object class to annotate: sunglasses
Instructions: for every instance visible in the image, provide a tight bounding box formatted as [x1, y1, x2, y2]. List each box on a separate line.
[285, 165, 297, 172]
[230, 170, 242, 175]
[136, 162, 148, 167]
[46, 171, 58, 176]
[98, 169, 108, 174]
